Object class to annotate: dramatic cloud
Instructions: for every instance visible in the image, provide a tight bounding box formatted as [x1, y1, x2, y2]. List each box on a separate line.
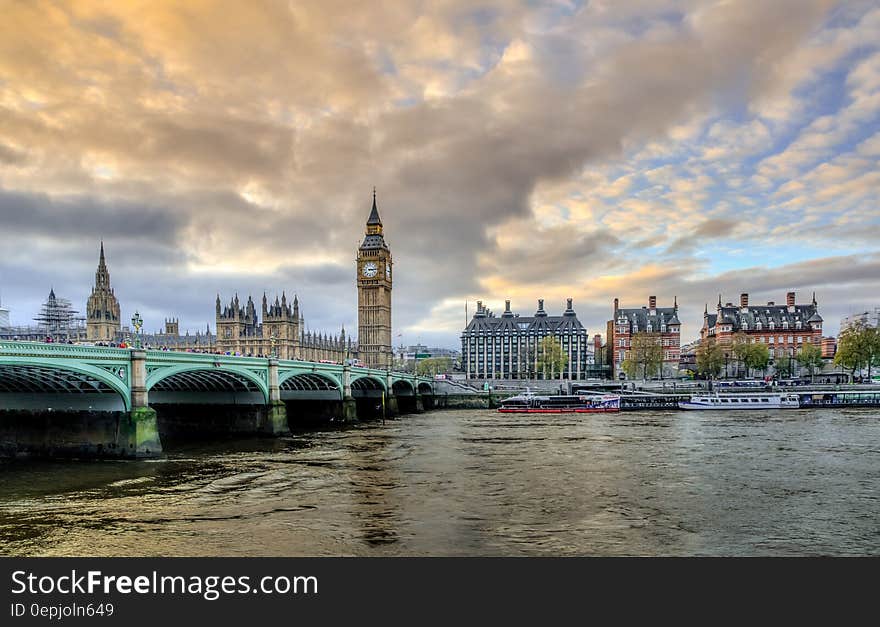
[1, 1, 878, 346]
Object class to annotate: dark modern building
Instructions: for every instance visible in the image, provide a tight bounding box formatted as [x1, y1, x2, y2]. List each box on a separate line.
[461, 298, 593, 379]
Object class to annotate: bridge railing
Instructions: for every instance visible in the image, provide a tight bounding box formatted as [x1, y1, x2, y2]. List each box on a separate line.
[0, 340, 131, 360]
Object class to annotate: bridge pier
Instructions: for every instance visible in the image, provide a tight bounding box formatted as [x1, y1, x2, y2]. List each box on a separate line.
[264, 358, 289, 434]
[127, 350, 163, 458]
[384, 393, 399, 417]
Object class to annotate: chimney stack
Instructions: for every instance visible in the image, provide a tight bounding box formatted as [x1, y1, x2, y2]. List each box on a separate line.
[740, 293, 749, 308]
[476, 300, 483, 313]
[505, 300, 511, 312]
[786, 291, 796, 307]
[649, 295, 657, 310]
[613, 298, 619, 314]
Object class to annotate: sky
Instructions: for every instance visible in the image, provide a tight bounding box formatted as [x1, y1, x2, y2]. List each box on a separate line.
[1, 0, 879, 349]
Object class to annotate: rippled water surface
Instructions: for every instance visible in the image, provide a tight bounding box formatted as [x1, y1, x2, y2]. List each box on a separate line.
[1, 408, 879, 556]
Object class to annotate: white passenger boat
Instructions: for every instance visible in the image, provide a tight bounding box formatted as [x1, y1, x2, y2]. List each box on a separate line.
[678, 392, 800, 410]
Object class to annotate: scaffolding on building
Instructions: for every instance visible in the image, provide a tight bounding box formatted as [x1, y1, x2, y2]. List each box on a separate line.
[32, 289, 86, 341]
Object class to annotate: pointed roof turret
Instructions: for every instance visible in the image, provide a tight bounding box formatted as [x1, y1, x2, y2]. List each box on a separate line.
[367, 187, 381, 226]
[361, 188, 388, 249]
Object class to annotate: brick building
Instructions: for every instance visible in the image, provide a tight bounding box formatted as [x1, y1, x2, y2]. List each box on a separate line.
[607, 295, 681, 379]
[700, 291, 824, 376]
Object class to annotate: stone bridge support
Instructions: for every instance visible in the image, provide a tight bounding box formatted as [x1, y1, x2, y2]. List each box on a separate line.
[265, 358, 289, 434]
[341, 365, 358, 423]
[384, 370, 399, 417]
[126, 350, 162, 458]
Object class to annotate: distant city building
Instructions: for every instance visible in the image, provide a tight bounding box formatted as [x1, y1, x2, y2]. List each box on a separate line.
[820, 336, 837, 359]
[607, 295, 681, 378]
[397, 344, 460, 371]
[461, 298, 593, 380]
[86, 243, 122, 342]
[701, 292, 824, 375]
[840, 307, 880, 332]
[0, 299, 9, 329]
[679, 338, 701, 374]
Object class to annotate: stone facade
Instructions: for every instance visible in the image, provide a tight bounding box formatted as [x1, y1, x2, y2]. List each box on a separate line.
[357, 190, 393, 369]
[214, 292, 354, 361]
[86, 243, 121, 342]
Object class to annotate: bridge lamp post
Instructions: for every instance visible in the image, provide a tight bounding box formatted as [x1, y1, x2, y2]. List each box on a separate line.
[131, 311, 143, 349]
[270, 332, 278, 358]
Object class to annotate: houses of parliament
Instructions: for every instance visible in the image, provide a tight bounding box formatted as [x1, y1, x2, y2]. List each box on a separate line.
[81, 193, 394, 367]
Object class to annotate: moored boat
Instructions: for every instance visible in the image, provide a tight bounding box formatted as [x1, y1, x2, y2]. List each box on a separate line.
[678, 392, 800, 410]
[498, 391, 620, 413]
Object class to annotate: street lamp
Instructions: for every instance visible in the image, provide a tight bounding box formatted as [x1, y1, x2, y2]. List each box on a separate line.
[130, 311, 143, 349]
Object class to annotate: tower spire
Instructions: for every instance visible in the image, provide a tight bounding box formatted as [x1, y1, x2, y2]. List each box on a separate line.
[367, 187, 382, 226]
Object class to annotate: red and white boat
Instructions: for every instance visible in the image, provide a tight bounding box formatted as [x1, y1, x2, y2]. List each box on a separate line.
[498, 390, 620, 413]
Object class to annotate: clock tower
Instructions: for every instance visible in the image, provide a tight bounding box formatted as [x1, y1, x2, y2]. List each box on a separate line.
[357, 189, 393, 369]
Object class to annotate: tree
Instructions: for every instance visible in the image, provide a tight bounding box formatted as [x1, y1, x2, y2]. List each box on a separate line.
[774, 352, 795, 378]
[732, 333, 751, 377]
[416, 357, 452, 377]
[867, 327, 880, 381]
[744, 342, 770, 377]
[695, 338, 724, 379]
[835, 322, 874, 380]
[622, 332, 664, 379]
[537, 335, 568, 379]
[621, 356, 640, 380]
[796, 343, 824, 380]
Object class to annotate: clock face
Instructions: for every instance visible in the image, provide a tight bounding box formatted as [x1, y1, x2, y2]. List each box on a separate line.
[362, 262, 378, 277]
[385, 264, 391, 280]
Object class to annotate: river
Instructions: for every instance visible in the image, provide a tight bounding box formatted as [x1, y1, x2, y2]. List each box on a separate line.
[1, 407, 878, 556]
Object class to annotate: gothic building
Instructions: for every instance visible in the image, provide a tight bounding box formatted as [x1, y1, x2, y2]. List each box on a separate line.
[214, 292, 354, 361]
[86, 243, 121, 342]
[357, 190, 393, 368]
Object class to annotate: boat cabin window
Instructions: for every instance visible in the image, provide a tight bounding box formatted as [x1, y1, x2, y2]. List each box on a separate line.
[761, 398, 769, 402]
[720, 399, 729, 402]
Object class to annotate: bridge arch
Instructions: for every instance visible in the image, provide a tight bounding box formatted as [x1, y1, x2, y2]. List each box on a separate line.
[392, 379, 415, 396]
[279, 372, 343, 400]
[279, 370, 343, 391]
[146, 365, 269, 404]
[351, 375, 387, 392]
[0, 359, 130, 410]
[417, 381, 434, 395]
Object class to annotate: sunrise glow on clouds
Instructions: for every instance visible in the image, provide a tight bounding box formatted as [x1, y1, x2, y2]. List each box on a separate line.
[1, 1, 879, 347]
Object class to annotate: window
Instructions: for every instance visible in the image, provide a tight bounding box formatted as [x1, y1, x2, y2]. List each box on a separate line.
[761, 398, 769, 403]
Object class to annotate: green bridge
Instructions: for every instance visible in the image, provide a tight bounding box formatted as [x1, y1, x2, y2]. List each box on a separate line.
[0, 341, 436, 458]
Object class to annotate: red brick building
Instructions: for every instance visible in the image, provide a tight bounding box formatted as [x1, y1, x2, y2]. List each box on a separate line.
[608, 295, 681, 378]
[820, 336, 837, 359]
[700, 291, 824, 376]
